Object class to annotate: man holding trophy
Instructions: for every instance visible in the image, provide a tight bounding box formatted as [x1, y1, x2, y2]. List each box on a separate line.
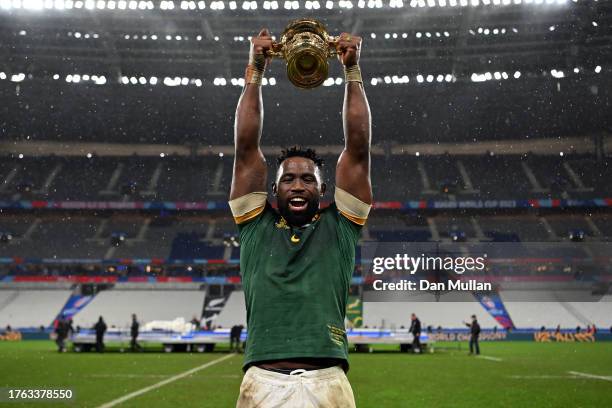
[230, 20, 372, 407]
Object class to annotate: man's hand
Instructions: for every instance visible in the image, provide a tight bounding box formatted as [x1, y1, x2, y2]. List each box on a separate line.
[249, 28, 274, 71]
[334, 33, 362, 67]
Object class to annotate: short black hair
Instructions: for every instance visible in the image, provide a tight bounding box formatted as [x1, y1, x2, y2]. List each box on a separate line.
[277, 145, 324, 168]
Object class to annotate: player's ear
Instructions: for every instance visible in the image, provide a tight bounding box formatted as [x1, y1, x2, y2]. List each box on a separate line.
[271, 182, 278, 196]
[320, 182, 327, 197]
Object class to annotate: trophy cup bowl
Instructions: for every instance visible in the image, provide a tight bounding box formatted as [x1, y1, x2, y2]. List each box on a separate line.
[267, 18, 339, 89]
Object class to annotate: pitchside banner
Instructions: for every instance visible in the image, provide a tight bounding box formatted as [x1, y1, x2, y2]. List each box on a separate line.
[360, 242, 612, 302]
[473, 292, 515, 329]
[54, 294, 95, 325]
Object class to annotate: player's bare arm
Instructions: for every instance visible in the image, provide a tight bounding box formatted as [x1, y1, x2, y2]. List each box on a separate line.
[230, 28, 273, 201]
[335, 33, 373, 205]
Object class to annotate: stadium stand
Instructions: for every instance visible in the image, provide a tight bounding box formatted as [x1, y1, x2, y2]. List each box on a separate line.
[1, 154, 610, 202]
[72, 290, 205, 329]
[362, 299, 500, 329]
[0, 290, 72, 328]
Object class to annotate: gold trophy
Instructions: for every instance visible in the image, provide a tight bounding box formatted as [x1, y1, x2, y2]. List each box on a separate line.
[266, 18, 340, 89]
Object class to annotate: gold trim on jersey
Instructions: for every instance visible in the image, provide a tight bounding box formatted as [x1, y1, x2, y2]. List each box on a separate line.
[335, 187, 371, 226]
[229, 192, 267, 224]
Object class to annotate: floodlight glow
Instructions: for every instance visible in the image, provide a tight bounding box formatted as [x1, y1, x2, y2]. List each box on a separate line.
[11, 73, 25, 82]
[550, 69, 564, 78]
[416, 74, 424, 83]
[594, 65, 601, 73]
[513, 71, 521, 78]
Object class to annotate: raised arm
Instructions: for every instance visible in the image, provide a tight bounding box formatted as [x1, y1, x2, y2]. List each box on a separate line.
[230, 28, 273, 201]
[335, 33, 373, 205]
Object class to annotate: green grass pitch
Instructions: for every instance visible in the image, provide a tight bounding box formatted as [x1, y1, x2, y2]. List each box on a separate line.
[1, 341, 611, 407]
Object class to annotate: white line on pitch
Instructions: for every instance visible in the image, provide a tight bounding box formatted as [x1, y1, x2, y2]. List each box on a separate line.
[96, 353, 236, 408]
[568, 371, 612, 382]
[476, 355, 503, 362]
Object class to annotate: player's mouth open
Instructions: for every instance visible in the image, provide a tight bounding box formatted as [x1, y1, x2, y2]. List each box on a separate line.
[288, 197, 308, 211]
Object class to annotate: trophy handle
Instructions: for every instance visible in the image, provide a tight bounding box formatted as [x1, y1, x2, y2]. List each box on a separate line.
[265, 42, 285, 59]
[326, 35, 340, 58]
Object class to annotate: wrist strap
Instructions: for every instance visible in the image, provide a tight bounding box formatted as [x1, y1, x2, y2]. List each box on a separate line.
[344, 65, 363, 84]
[245, 65, 264, 85]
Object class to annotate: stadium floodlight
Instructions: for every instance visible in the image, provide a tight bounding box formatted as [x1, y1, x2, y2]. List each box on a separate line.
[513, 71, 521, 78]
[415, 151, 420, 156]
[551, 69, 564, 78]
[18, 153, 24, 159]
[416, 74, 424, 83]
[416, 32, 422, 38]
[87, 153, 93, 158]
[323, 78, 334, 86]
[325, 0, 332, 8]
[573, 67, 579, 73]
[592, 21, 598, 27]
[11, 73, 25, 82]
[471, 73, 486, 82]
[370, 33, 376, 39]
[121, 76, 129, 84]
[53, 74, 59, 80]
[594, 65, 601, 73]
[549, 25, 555, 31]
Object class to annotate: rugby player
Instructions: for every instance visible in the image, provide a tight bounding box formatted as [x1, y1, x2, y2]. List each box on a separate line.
[230, 27, 372, 407]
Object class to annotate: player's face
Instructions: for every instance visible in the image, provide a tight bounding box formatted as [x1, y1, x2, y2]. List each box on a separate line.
[274, 157, 325, 227]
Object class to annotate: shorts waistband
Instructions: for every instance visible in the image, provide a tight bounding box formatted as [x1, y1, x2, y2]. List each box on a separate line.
[246, 365, 344, 384]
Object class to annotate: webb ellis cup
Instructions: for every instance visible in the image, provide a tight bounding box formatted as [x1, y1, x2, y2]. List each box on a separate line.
[266, 18, 341, 89]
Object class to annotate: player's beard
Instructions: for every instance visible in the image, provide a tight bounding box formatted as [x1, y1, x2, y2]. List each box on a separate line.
[278, 196, 320, 227]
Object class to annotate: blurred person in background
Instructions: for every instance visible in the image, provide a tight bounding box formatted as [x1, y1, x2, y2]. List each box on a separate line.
[94, 316, 107, 353]
[464, 315, 481, 355]
[130, 314, 141, 352]
[409, 313, 422, 354]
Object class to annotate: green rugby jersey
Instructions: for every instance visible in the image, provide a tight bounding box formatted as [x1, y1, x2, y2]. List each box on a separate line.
[236, 202, 363, 369]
